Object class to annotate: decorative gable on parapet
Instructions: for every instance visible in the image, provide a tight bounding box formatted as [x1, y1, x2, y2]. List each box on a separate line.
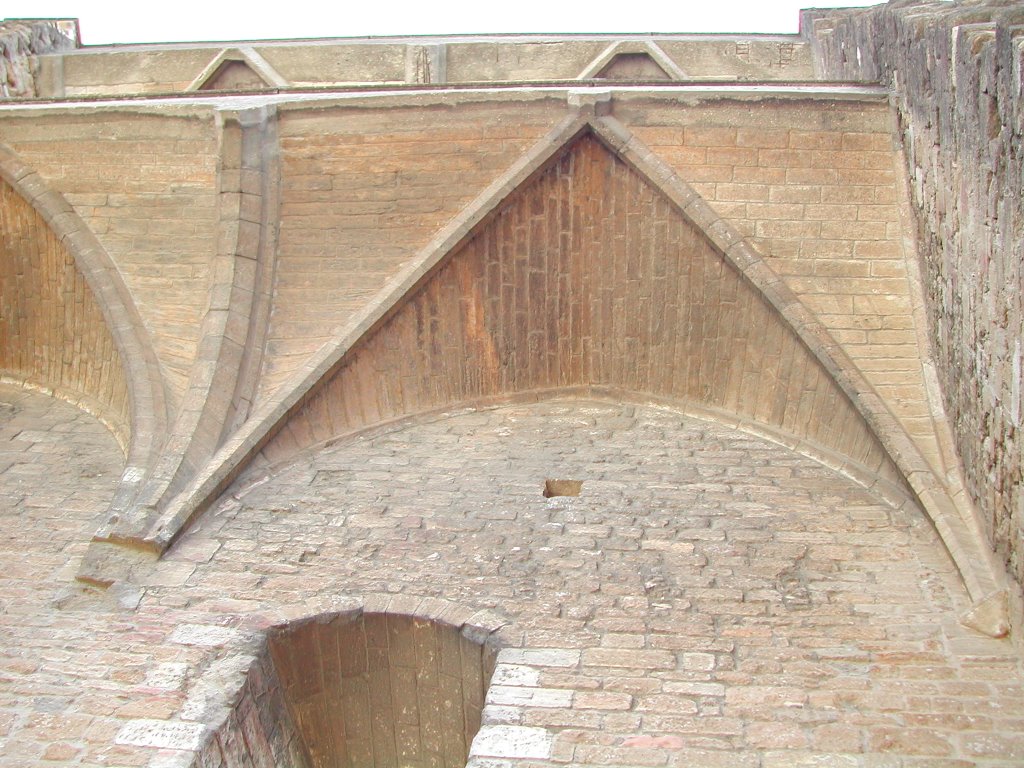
[187, 47, 288, 92]
[577, 41, 687, 81]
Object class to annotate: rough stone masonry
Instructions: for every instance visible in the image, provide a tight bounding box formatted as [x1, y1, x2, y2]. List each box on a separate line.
[0, 1, 1022, 766]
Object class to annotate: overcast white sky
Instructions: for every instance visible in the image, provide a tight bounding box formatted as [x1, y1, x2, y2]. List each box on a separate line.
[9, 0, 882, 45]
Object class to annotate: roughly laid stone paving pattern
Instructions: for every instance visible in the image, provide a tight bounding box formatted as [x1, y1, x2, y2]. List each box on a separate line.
[2, 384, 1024, 766]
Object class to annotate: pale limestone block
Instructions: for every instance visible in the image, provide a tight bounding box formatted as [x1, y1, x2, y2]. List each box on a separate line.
[143, 662, 189, 690]
[664, 681, 726, 697]
[495, 648, 580, 667]
[762, 751, 859, 768]
[681, 652, 717, 671]
[470, 725, 554, 759]
[489, 663, 540, 687]
[115, 719, 206, 750]
[486, 685, 573, 708]
[481, 705, 522, 725]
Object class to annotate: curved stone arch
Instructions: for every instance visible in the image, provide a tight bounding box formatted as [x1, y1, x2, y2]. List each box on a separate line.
[0, 145, 168, 508]
[229, 386, 919, 518]
[148, 103, 1004, 631]
[133, 593, 516, 768]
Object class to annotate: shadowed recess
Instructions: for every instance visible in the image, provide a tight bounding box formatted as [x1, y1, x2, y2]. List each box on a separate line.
[199, 60, 270, 91]
[0, 176, 130, 444]
[544, 479, 583, 498]
[268, 613, 496, 768]
[596, 53, 673, 80]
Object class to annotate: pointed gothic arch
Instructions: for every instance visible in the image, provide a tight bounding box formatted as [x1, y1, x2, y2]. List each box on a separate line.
[0, 145, 168, 512]
[145, 109, 1005, 632]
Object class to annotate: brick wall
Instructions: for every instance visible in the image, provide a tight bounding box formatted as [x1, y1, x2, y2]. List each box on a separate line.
[623, 97, 943, 474]
[4, 385, 1023, 766]
[264, 99, 566, 401]
[191, 398, 1024, 764]
[2, 111, 220, 409]
[257, 132, 900, 489]
[804, 0, 1024, 590]
[0, 176, 129, 442]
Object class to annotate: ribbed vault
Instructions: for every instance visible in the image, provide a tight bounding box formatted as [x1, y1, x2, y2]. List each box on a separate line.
[0, 176, 130, 445]
[257, 132, 901, 488]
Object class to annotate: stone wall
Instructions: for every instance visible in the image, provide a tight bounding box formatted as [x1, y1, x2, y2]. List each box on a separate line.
[0, 19, 76, 98]
[803, 0, 1024, 590]
[5, 381, 1024, 766]
[166, 397, 1024, 764]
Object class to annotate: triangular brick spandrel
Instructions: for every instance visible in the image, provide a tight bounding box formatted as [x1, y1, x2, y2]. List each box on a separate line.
[257, 102, 568, 407]
[257, 132, 897, 485]
[627, 102, 948, 479]
[0, 176, 130, 445]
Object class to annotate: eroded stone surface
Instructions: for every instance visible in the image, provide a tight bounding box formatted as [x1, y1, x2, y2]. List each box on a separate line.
[0, 20, 76, 98]
[115, 719, 207, 750]
[470, 725, 554, 759]
[805, 0, 1024, 616]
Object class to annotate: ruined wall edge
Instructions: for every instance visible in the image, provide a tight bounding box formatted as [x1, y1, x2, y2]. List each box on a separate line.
[803, 0, 1024, 596]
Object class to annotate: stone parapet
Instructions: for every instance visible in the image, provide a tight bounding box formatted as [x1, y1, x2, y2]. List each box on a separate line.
[30, 33, 816, 98]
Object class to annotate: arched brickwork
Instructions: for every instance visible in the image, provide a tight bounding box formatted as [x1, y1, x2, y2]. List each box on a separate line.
[0, 145, 169, 544]
[269, 612, 495, 767]
[189, 596, 508, 768]
[258, 132, 901, 488]
[0, 175, 130, 445]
